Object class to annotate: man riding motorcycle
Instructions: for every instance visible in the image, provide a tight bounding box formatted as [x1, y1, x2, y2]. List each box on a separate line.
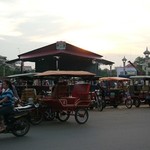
[0, 80, 14, 132]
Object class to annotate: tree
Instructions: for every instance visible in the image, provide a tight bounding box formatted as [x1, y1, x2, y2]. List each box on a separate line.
[99, 68, 117, 77]
[134, 56, 145, 65]
[0, 63, 21, 77]
[133, 56, 145, 75]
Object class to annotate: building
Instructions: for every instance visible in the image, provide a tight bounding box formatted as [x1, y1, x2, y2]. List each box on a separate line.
[9, 41, 114, 76]
[23, 66, 33, 72]
[115, 63, 137, 77]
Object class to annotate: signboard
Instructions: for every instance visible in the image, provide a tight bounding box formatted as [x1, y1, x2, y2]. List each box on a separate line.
[56, 41, 66, 50]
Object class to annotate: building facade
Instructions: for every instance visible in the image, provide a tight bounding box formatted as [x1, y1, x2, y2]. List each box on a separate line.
[115, 65, 137, 77]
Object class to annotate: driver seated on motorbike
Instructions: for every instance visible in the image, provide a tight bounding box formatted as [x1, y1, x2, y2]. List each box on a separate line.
[0, 80, 14, 132]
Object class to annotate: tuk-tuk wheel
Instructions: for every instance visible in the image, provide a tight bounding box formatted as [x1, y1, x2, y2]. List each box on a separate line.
[134, 99, 140, 107]
[75, 108, 89, 124]
[57, 111, 70, 122]
[113, 104, 118, 108]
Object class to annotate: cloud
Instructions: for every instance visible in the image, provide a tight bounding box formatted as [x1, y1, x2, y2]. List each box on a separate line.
[1, 0, 150, 67]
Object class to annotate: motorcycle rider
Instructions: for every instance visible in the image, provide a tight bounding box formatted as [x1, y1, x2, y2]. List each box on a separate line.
[0, 80, 14, 132]
[10, 79, 21, 105]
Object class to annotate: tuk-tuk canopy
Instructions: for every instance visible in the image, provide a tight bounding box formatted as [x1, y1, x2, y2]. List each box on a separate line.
[7, 72, 38, 78]
[99, 77, 130, 81]
[35, 70, 96, 77]
[130, 76, 150, 80]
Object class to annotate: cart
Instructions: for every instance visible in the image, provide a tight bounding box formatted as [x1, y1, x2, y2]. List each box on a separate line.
[36, 70, 95, 124]
[129, 76, 150, 107]
[99, 77, 133, 109]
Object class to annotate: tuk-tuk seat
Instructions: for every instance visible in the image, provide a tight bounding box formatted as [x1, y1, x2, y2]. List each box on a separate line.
[51, 81, 68, 98]
[142, 86, 149, 92]
[71, 84, 90, 100]
[21, 88, 37, 103]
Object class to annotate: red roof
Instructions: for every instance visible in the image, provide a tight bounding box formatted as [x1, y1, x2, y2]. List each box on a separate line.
[18, 43, 102, 59]
[18, 42, 103, 60]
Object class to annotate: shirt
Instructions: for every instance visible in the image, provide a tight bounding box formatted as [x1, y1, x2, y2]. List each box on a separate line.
[0, 88, 14, 106]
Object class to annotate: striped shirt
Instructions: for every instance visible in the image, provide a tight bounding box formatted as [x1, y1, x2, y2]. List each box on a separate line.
[0, 88, 14, 106]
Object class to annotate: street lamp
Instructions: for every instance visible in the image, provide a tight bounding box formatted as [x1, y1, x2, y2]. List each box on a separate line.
[109, 65, 112, 76]
[122, 56, 127, 75]
[92, 59, 98, 75]
[143, 47, 150, 75]
[54, 56, 60, 70]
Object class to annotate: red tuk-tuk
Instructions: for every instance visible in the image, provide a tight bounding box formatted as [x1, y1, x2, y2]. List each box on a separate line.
[35, 70, 95, 124]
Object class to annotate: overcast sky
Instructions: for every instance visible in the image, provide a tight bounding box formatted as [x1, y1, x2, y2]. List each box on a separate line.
[0, 0, 150, 68]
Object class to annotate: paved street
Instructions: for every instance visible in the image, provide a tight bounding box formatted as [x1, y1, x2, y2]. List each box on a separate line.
[0, 106, 150, 150]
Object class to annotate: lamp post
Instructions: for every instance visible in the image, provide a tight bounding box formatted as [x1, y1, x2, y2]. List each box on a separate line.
[92, 59, 98, 75]
[54, 56, 60, 70]
[122, 56, 127, 75]
[109, 65, 112, 76]
[143, 47, 150, 75]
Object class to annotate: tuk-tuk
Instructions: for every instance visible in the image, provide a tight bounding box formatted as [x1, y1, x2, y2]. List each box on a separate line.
[99, 77, 133, 109]
[35, 70, 96, 124]
[7, 72, 50, 100]
[129, 76, 150, 107]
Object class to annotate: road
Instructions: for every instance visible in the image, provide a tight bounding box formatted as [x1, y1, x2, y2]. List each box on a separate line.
[0, 106, 150, 150]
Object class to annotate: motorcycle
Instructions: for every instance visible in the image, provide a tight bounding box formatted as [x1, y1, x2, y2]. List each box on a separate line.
[18, 99, 56, 124]
[0, 107, 30, 137]
[17, 102, 43, 125]
[90, 89, 103, 111]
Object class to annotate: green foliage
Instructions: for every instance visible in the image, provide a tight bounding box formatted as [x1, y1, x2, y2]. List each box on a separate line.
[0, 64, 21, 77]
[134, 56, 145, 65]
[133, 56, 145, 75]
[99, 68, 117, 77]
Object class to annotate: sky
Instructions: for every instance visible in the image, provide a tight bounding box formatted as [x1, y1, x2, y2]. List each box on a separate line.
[0, 0, 150, 68]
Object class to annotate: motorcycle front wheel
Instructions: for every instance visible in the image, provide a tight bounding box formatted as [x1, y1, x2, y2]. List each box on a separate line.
[97, 97, 103, 111]
[12, 118, 30, 137]
[29, 109, 43, 125]
[44, 107, 55, 121]
[125, 99, 133, 109]
[134, 99, 141, 107]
